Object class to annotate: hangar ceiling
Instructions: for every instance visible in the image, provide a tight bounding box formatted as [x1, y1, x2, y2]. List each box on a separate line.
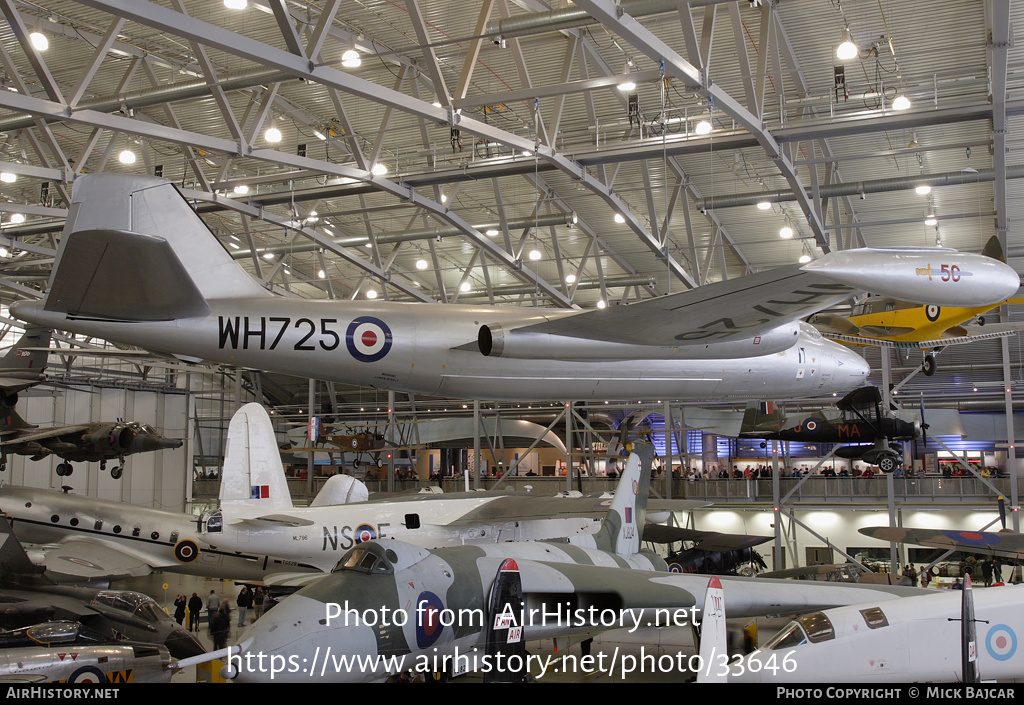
[0, 0, 1020, 408]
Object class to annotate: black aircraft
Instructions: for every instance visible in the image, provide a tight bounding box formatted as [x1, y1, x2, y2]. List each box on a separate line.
[643, 525, 770, 576]
[738, 386, 921, 473]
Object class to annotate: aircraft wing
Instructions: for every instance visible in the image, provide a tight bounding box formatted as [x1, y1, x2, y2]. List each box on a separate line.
[503, 263, 855, 346]
[228, 514, 315, 528]
[641, 525, 771, 550]
[822, 328, 1018, 350]
[0, 424, 94, 444]
[513, 559, 929, 619]
[24, 538, 154, 583]
[859, 526, 1024, 558]
[443, 495, 708, 526]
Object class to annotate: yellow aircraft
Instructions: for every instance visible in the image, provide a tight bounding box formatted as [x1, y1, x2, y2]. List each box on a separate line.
[810, 237, 1023, 376]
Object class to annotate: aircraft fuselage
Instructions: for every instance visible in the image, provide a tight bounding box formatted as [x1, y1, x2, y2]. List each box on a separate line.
[11, 298, 869, 401]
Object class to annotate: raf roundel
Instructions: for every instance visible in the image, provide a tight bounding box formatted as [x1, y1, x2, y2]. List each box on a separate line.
[986, 624, 1017, 661]
[353, 523, 377, 544]
[346, 316, 393, 363]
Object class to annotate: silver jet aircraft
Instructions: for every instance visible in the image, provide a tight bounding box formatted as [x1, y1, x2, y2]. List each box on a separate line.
[10, 175, 1020, 401]
[225, 443, 928, 683]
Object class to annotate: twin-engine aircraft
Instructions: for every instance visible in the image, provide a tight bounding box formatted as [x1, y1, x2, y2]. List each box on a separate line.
[199, 403, 703, 577]
[10, 175, 1021, 402]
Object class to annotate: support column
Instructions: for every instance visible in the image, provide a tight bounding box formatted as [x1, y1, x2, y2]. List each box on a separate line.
[473, 399, 481, 490]
[664, 400, 673, 500]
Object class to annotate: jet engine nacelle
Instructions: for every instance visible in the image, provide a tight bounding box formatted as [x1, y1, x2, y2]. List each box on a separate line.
[479, 321, 801, 360]
[81, 423, 136, 454]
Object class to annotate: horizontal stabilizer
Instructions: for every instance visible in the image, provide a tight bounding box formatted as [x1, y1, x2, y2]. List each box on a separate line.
[45, 229, 210, 321]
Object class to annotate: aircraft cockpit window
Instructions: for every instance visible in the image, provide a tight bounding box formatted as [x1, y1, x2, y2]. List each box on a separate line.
[859, 607, 889, 629]
[796, 612, 835, 643]
[27, 622, 79, 646]
[763, 622, 807, 650]
[333, 544, 394, 575]
[200, 509, 223, 534]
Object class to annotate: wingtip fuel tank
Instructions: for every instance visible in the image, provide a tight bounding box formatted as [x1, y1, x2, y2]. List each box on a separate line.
[802, 247, 1020, 308]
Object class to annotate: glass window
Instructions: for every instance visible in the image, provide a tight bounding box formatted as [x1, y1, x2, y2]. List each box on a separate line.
[859, 607, 889, 629]
[797, 612, 835, 643]
[764, 622, 807, 650]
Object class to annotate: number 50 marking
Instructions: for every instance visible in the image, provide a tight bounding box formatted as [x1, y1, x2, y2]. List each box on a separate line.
[940, 264, 961, 282]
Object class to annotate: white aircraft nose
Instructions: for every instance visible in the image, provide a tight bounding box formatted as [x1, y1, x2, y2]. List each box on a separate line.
[836, 346, 870, 382]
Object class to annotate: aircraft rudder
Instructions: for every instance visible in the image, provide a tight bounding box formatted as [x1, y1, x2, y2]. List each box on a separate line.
[0, 326, 50, 398]
[595, 441, 654, 556]
[220, 403, 293, 511]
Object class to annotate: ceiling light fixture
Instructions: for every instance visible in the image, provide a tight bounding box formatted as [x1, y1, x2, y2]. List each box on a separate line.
[118, 149, 136, 165]
[798, 254, 812, 264]
[756, 200, 772, 210]
[224, 0, 248, 8]
[694, 119, 712, 135]
[892, 94, 911, 111]
[915, 184, 931, 195]
[341, 49, 362, 68]
[565, 274, 576, 284]
[265, 125, 282, 143]
[485, 228, 500, 237]
[233, 184, 249, 195]
[0, 172, 16, 184]
[528, 249, 542, 261]
[9, 213, 25, 224]
[29, 29, 48, 52]
[416, 259, 428, 270]
[613, 213, 626, 224]
[836, 27, 857, 61]
[366, 289, 377, 299]
[925, 215, 938, 226]
[371, 163, 388, 176]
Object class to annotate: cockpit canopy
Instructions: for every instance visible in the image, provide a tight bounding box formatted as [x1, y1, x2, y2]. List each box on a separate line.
[763, 611, 835, 650]
[332, 543, 396, 575]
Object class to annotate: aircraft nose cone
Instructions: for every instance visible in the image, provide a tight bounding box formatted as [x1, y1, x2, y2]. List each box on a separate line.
[231, 594, 381, 683]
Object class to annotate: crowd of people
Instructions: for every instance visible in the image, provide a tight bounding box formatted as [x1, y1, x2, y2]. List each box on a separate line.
[173, 585, 271, 650]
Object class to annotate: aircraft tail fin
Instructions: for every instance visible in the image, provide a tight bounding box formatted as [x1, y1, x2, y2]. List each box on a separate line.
[220, 403, 293, 511]
[592, 441, 654, 557]
[695, 576, 728, 683]
[0, 515, 47, 581]
[43, 174, 269, 322]
[310, 474, 369, 506]
[739, 401, 787, 435]
[981, 235, 1006, 263]
[962, 572, 980, 683]
[0, 326, 50, 398]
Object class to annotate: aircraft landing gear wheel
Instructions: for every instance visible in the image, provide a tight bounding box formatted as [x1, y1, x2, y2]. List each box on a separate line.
[100, 459, 107, 471]
[877, 455, 899, 474]
[56, 462, 73, 477]
[375, 457, 384, 468]
[111, 466, 123, 480]
[922, 353, 936, 377]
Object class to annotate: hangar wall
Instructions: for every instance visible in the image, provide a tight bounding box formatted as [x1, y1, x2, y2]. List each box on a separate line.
[4, 386, 190, 512]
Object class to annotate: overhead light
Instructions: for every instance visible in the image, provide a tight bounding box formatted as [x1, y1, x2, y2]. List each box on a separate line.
[263, 253, 275, 260]
[228, 242, 240, 249]
[265, 125, 282, 143]
[341, 49, 362, 68]
[317, 269, 326, 279]
[305, 211, 319, 223]
[440, 193, 447, 203]
[313, 129, 326, 141]
[798, 254, 812, 264]
[118, 149, 136, 165]
[459, 282, 471, 292]
[365, 289, 378, 299]
[0, 172, 16, 184]
[29, 31, 48, 52]
[779, 224, 794, 239]
[0, 247, 8, 257]
[485, 228, 500, 237]
[233, 184, 249, 195]
[521, 149, 532, 157]
[364, 242, 373, 249]
[756, 200, 772, 210]
[907, 132, 920, 149]
[892, 94, 911, 111]
[528, 249, 542, 261]
[915, 184, 931, 195]
[415, 259, 428, 270]
[836, 27, 857, 61]
[9, 213, 25, 224]
[431, 101, 442, 108]
[596, 300, 606, 309]
[224, 0, 247, 8]
[371, 163, 388, 176]
[613, 213, 626, 224]
[565, 274, 576, 284]
[694, 119, 712, 135]
[925, 215, 938, 226]
[617, 79, 636, 92]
